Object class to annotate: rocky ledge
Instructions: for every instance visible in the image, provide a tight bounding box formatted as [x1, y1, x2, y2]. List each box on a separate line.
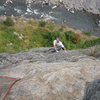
[39, 0, 100, 14]
[4, 0, 100, 14]
[1, 0, 100, 14]
[0, 46, 100, 100]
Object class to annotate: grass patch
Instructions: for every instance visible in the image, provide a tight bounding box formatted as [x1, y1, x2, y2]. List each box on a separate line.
[0, 27, 21, 52]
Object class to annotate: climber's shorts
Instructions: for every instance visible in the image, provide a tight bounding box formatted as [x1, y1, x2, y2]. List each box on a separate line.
[51, 49, 56, 53]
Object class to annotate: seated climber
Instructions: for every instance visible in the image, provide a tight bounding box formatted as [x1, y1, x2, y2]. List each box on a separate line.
[49, 37, 67, 52]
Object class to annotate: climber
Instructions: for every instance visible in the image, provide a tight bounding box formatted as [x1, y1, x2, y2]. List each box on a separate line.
[49, 37, 67, 52]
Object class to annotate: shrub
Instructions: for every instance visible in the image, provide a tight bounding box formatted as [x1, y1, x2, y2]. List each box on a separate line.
[3, 17, 14, 26]
[83, 31, 91, 36]
[43, 31, 63, 46]
[81, 38, 100, 49]
[39, 21, 47, 27]
[64, 31, 79, 43]
[74, 34, 81, 43]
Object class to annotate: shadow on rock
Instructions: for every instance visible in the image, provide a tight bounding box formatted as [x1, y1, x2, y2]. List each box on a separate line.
[83, 79, 100, 100]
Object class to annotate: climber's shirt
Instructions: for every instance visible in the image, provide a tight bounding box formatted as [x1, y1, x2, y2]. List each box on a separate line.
[53, 40, 64, 48]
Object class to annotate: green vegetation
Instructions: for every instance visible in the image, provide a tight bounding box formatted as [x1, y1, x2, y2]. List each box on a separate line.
[81, 38, 100, 49]
[0, 17, 100, 53]
[39, 21, 47, 27]
[64, 31, 81, 44]
[83, 31, 91, 36]
[3, 17, 14, 26]
[0, 27, 21, 52]
[43, 31, 63, 46]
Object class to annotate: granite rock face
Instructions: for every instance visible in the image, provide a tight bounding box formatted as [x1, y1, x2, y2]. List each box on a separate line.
[48, 0, 100, 14]
[83, 79, 100, 100]
[0, 47, 100, 100]
[2, 0, 100, 14]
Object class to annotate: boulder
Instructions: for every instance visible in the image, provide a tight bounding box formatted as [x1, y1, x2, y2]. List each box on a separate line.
[83, 79, 100, 100]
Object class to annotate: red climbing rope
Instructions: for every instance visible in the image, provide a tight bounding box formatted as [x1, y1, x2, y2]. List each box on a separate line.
[0, 76, 19, 79]
[0, 76, 21, 100]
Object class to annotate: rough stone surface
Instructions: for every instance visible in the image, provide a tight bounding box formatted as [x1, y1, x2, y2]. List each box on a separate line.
[4, 0, 100, 14]
[0, 47, 100, 100]
[83, 79, 100, 100]
[40, 0, 100, 14]
[47, 0, 100, 14]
